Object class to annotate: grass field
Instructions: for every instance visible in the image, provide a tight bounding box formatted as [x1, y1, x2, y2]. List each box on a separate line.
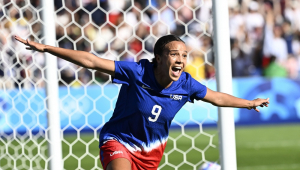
[1, 123, 300, 170]
[234, 124, 300, 170]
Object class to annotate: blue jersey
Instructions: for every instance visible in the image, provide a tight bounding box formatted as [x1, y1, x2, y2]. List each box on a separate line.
[99, 59, 207, 155]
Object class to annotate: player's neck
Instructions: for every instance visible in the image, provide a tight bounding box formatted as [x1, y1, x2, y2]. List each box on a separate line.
[154, 68, 173, 89]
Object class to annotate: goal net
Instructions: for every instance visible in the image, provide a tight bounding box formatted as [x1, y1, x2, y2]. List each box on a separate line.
[0, 0, 219, 169]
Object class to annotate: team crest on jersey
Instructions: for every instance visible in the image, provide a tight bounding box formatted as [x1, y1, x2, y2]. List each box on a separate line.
[170, 94, 182, 100]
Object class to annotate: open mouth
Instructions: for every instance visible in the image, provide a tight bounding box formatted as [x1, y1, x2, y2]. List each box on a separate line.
[171, 66, 182, 77]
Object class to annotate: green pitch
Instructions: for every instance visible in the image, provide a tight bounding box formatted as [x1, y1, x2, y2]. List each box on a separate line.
[1, 124, 299, 170]
[234, 124, 300, 170]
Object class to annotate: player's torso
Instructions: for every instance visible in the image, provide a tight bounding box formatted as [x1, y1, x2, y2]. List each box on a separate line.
[99, 61, 193, 153]
[133, 80, 188, 127]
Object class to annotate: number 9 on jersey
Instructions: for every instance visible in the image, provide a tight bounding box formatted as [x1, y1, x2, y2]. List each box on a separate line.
[148, 105, 162, 122]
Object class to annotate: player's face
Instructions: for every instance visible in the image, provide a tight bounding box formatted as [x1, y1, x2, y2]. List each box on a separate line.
[158, 41, 187, 82]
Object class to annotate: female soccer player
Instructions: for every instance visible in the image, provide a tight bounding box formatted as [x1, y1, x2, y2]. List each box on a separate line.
[15, 34, 269, 170]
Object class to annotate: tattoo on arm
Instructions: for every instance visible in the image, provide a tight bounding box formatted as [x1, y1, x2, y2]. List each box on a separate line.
[247, 102, 252, 109]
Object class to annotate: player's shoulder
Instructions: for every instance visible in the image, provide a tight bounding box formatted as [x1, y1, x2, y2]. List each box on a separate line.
[178, 71, 204, 88]
[115, 59, 151, 72]
[137, 59, 153, 74]
[166, 72, 194, 95]
[138, 59, 152, 66]
[124, 58, 151, 69]
[179, 71, 193, 82]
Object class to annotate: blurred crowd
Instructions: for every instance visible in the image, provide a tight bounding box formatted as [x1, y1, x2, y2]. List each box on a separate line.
[0, 0, 300, 89]
[229, 0, 300, 79]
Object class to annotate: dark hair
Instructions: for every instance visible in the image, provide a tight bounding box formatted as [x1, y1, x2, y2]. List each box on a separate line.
[152, 34, 185, 67]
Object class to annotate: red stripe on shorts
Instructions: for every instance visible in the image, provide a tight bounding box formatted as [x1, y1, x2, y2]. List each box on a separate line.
[99, 140, 166, 170]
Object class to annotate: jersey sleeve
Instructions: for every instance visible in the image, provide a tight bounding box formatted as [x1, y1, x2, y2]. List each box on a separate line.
[188, 78, 207, 102]
[112, 61, 141, 85]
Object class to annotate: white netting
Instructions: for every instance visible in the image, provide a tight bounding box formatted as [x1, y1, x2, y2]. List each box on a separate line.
[0, 0, 218, 169]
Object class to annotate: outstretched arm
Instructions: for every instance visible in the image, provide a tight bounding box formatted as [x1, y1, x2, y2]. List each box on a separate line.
[202, 88, 269, 112]
[14, 35, 115, 76]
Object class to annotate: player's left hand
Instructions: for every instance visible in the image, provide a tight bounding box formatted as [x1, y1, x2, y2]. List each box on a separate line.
[248, 98, 269, 112]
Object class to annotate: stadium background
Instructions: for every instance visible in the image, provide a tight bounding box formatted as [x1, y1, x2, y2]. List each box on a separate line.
[1, 0, 300, 170]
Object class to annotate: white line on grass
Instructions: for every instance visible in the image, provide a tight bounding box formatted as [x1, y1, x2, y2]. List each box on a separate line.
[238, 140, 300, 149]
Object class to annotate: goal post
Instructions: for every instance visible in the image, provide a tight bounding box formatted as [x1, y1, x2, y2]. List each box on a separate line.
[42, 0, 63, 169]
[212, 0, 237, 169]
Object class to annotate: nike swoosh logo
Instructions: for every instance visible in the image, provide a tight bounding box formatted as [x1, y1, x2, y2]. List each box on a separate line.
[142, 85, 153, 90]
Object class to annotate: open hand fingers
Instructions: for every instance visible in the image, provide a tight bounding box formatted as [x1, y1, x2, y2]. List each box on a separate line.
[261, 99, 270, 107]
[15, 35, 44, 52]
[15, 36, 34, 48]
[251, 98, 270, 112]
[263, 102, 269, 107]
[259, 102, 269, 107]
[15, 36, 34, 50]
[256, 98, 270, 107]
[14, 35, 28, 44]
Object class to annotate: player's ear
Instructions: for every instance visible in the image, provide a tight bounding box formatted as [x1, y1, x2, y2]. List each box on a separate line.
[155, 54, 161, 64]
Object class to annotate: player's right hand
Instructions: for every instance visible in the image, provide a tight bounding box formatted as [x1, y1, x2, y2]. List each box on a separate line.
[15, 35, 47, 52]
